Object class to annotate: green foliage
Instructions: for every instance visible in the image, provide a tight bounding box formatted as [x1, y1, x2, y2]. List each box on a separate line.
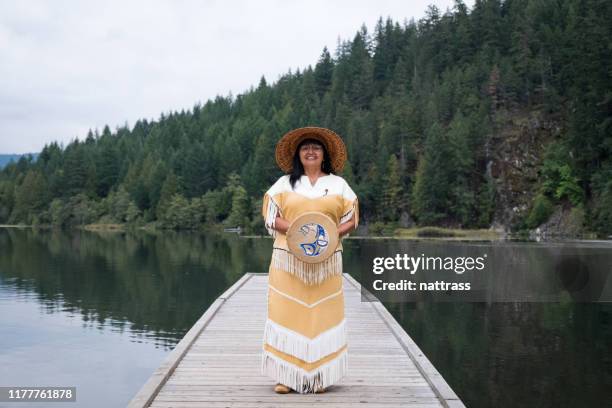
[224, 174, 249, 228]
[415, 227, 461, 238]
[49, 199, 68, 226]
[554, 164, 583, 205]
[591, 178, 612, 235]
[201, 189, 232, 223]
[156, 172, 180, 220]
[526, 193, 554, 229]
[48, 194, 99, 227]
[11, 170, 48, 223]
[476, 176, 496, 228]
[0, 180, 15, 222]
[412, 123, 454, 225]
[541, 144, 584, 206]
[95, 143, 119, 196]
[367, 221, 396, 236]
[99, 187, 140, 224]
[314, 47, 334, 98]
[380, 154, 404, 222]
[159, 194, 206, 229]
[565, 205, 585, 235]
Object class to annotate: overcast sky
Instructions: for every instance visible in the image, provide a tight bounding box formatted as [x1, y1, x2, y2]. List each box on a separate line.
[0, 0, 473, 154]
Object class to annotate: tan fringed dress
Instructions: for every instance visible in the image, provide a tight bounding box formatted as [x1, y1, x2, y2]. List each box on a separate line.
[260, 173, 359, 393]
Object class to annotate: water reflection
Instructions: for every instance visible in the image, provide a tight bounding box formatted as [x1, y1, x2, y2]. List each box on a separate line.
[0, 229, 272, 407]
[341, 239, 612, 407]
[1, 230, 611, 407]
[382, 300, 612, 407]
[0, 229, 270, 349]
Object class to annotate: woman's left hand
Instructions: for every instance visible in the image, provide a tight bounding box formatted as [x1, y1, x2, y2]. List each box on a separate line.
[337, 216, 356, 238]
[273, 216, 290, 234]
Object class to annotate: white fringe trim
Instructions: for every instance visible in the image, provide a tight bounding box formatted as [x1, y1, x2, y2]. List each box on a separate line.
[271, 248, 342, 285]
[340, 206, 355, 225]
[261, 348, 348, 393]
[339, 199, 359, 237]
[263, 318, 347, 363]
[268, 285, 342, 308]
[264, 194, 281, 238]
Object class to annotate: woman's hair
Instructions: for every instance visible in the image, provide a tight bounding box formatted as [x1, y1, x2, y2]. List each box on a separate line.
[289, 138, 333, 189]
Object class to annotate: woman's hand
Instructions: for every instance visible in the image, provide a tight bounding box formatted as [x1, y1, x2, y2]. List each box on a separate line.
[273, 216, 290, 234]
[337, 215, 356, 238]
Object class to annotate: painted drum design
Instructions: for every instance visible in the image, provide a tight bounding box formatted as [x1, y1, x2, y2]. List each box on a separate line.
[287, 212, 339, 264]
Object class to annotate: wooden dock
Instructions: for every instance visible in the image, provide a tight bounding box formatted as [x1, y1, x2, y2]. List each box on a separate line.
[128, 273, 464, 408]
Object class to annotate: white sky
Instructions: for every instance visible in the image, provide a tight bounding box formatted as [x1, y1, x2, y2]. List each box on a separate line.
[0, 0, 473, 154]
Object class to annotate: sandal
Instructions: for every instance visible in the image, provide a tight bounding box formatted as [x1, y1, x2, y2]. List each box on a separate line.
[274, 383, 291, 394]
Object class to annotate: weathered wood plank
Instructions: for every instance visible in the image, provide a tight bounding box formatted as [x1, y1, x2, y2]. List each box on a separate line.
[149, 403, 443, 408]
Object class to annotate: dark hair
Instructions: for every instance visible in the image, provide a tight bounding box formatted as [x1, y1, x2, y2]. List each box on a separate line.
[289, 138, 334, 189]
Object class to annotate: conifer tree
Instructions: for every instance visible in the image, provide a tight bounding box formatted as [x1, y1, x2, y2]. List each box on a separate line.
[412, 123, 454, 225]
[157, 172, 179, 221]
[381, 154, 403, 222]
[314, 47, 334, 98]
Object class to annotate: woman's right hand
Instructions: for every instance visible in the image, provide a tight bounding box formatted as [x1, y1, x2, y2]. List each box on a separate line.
[273, 216, 290, 234]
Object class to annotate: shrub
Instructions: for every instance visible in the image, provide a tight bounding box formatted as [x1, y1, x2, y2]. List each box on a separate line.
[526, 193, 554, 228]
[416, 227, 461, 237]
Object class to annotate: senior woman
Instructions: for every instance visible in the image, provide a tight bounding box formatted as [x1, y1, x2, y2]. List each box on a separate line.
[261, 127, 359, 394]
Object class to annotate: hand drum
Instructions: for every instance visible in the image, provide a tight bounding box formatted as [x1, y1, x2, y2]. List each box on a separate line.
[286, 212, 339, 264]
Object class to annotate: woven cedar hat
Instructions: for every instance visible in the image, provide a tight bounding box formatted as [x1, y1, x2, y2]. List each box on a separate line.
[275, 127, 347, 173]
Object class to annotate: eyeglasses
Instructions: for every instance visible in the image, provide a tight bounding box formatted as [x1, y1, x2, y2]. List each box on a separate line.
[299, 144, 323, 152]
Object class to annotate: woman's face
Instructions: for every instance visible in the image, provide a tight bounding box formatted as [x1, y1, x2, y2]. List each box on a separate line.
[298, 141, 324, 169]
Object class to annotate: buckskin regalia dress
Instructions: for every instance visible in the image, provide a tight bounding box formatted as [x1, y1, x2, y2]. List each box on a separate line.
[261, 173, 359, 393]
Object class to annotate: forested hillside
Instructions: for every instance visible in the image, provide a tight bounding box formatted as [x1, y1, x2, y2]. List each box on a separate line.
[1, 0, 610, 235]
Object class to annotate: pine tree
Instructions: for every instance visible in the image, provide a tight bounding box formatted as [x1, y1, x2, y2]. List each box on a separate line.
[63, 143, 88, 197]
[225, 173, 249, 227]
[156, 172, 179, 220]
[381, 154, 403, 222]
[12, 170, 48, 223]
[314, 47, 334, 98]
[412, 123, 454, 225]
[96, 143, 119, 197]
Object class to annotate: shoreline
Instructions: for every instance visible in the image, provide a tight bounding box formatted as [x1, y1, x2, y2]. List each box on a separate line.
[0, 223, 607, 242]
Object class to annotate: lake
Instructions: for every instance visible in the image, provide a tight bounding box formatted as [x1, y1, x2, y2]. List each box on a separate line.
[0, 228, 610, 407]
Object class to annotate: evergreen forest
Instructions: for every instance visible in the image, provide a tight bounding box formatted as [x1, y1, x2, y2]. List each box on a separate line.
[1, 0, 610, 235]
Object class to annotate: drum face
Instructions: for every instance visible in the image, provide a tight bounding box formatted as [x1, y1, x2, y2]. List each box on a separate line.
[287, 212, 338, 264]
[297, 223, 329, 257]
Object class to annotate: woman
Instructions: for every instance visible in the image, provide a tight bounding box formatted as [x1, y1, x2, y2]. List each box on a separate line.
[261, 127, 359, 394]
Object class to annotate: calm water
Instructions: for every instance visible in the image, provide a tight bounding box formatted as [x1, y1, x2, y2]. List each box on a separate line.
[0, 229, 610, 407]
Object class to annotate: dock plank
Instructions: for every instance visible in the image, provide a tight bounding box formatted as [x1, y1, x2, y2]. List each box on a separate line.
[128, 273, 464, 407]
